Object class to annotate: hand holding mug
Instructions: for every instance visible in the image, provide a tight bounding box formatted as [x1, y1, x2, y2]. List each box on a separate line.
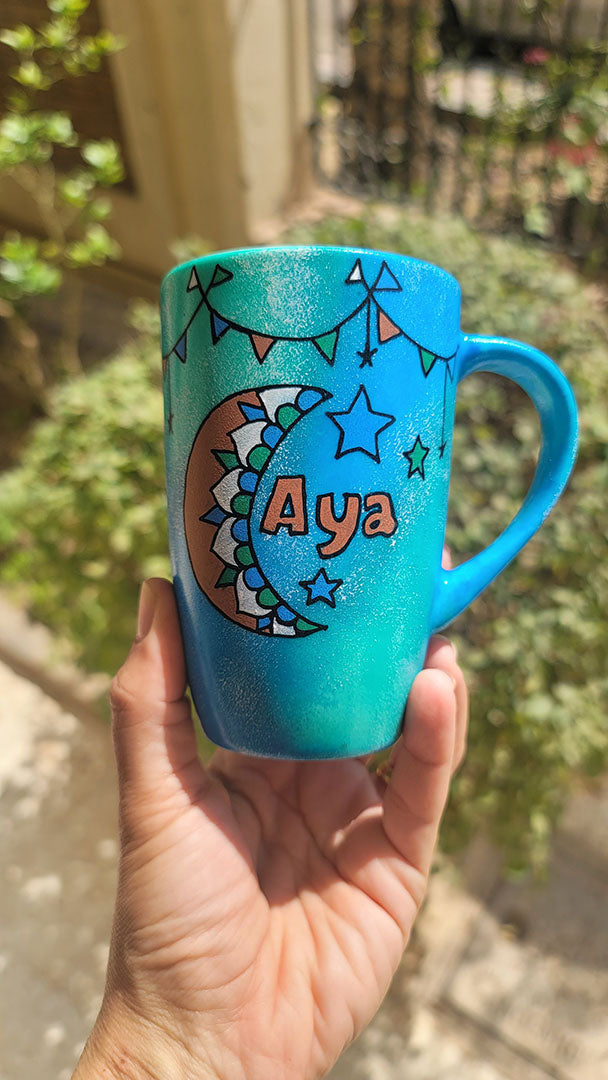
[161, 245, 577, 758]
[74, 577, 467, 1080]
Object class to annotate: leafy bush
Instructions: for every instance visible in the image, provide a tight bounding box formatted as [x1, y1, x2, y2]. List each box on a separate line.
[0, 206, 606, 870]
[0, 0, 125, 383]
[488, 37, 608, 254]
[287, 209, 608, 871]
[0, 302, 169, 674]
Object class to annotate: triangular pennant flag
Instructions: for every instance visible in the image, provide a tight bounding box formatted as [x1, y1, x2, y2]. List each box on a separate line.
[377, 308, 402, 343]
[312, 328, 339, 365]
[250, 333, 276, 362]
[211, 311, 230, 344]
[174, 332, 187, 362]
[372, 260, 402, 292]
[346, 258, 366, 286]
[419, 346, 437, 376]
[209, 264, 234, 289]
[187, 267, 201, 292]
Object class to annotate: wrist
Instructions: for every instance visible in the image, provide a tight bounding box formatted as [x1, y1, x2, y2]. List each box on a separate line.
[73, 993, 217, 1080]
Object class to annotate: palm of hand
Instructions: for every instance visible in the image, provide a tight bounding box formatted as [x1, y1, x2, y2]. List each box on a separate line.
[105, 581, 464, 1080]
[116, 751, 440, 1079]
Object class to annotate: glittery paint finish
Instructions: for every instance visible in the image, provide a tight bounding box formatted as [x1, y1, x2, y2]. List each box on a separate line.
[161, 245, 577, 759]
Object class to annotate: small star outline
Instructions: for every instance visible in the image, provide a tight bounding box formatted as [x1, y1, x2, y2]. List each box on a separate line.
[299, 568, 343, 608]
[357, 342, 378, 368]
[404, 434, 430, 480]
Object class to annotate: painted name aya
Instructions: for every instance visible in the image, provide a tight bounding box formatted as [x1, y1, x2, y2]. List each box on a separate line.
[260, 475, 398, 558]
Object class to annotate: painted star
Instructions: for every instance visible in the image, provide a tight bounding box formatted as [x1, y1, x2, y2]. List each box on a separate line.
[404, 434, 430, 479]
[357, 341, 378, 368]
[299, 568, 343, 608]
[328, 384, 395, 463]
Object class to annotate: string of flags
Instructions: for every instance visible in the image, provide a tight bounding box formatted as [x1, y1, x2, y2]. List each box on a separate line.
[162, 257, 459, 444]
[163, 257, 458, 378]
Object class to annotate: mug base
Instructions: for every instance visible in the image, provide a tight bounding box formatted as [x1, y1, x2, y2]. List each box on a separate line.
[199, 720, 400, 762]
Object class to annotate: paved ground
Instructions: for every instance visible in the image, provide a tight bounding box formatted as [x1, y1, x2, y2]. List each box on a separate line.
[1, 599, 607, 1080]
[0, 660, 115, 1080]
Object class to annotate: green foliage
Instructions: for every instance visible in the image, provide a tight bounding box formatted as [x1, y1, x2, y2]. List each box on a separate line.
[531, 53, 606, 233]
[0, 0, 125, 379]
[0, 207, 606, 871]
[288, 209, 607, 872]
[0, 232, 61, 297]
[0, 110, 77, 166]
[0, 0, 124, 92]
[0, 302, 169, 673]
[64, 221, 120, 267]
[479, 10, 608, 250]
[348, 0, 608, 257]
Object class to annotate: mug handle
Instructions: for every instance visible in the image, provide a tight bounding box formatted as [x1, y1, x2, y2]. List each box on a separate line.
[430, 333, 578, 632]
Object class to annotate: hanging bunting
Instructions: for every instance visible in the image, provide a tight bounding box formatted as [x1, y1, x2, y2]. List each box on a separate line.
[312, 328, 339, 365]
[211, 311, 231, 344]
[377, 307, 402, 344]
[165, 254, 459, 448]
[187, 267, 201, 292]
[345, 258, 366, 286]
[209, 264, 234, 289]
[419, 346, 437, 376]
[372, 260, 402, 292]
[357, 299, 377, 367]
[439, 362, 451, 458]
[250, 332, 276, 363]
[174, 332, 188, 362]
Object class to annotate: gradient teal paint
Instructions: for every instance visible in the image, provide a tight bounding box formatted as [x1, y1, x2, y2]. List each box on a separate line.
[161, 246, 577, 759]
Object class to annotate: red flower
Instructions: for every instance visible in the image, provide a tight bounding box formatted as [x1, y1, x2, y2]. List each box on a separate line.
[547, 139, 597, 165]
[523, 46, 550, 65]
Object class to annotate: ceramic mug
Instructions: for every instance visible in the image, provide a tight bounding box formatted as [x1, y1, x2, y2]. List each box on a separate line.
[160, 245, 577, 759]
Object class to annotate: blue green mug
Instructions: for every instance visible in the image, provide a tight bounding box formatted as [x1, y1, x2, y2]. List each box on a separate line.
[160, 245, 577, 759]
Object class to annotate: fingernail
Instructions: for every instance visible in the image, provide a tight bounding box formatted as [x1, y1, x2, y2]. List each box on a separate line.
[435, 634, 458, 661]
[136, 581, 156, 640]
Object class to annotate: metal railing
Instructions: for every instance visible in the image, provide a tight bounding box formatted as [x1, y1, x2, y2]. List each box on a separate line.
[307, 0, 608, 258]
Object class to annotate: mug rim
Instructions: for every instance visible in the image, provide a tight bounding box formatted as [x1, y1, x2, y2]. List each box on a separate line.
[161, 244, 461, 297]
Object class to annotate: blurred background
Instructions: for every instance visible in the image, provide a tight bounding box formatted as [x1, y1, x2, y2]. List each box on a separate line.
[0, 2, 606, 1077]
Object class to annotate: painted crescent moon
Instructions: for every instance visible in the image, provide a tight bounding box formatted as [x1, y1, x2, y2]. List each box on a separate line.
[184, 384, 332, 636]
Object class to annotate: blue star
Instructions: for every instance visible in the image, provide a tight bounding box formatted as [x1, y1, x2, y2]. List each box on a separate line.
[327, 385, 395, 463]
[299, 568, 343, 608]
